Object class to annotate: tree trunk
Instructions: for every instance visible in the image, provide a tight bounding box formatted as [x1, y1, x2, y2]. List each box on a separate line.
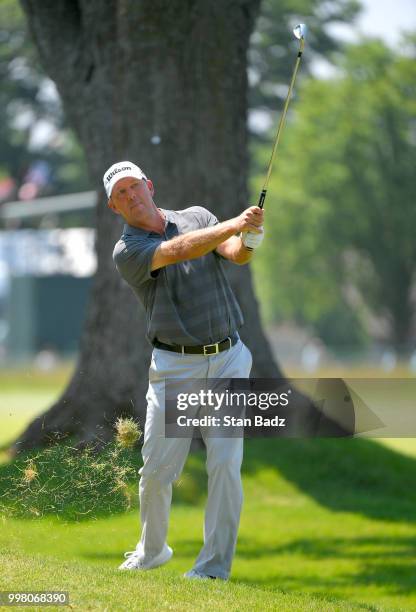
[14, 0, 284, 452]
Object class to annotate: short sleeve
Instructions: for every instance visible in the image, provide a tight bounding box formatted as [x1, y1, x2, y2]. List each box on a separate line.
[184, 206, 229, 261]
[113, 235, 162, 288]
[186, 206, 219, 229]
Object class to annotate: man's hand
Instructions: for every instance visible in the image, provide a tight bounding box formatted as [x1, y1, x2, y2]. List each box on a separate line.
[215, 206, 264, 263]
[233, 206, 264, 234]
[241, 227, 264, 250]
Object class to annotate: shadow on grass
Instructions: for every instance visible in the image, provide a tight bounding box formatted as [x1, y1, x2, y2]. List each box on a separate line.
[243, 438, 416, 523]
[235, 534, 416, 596]
[235, 535, 416, 561]
[236, 543, 416, 597]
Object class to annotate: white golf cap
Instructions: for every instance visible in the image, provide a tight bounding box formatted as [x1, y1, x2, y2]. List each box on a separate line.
[103, 161, 147, 199]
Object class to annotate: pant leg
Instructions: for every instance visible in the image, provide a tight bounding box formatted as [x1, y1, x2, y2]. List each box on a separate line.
[192, 436, 243, 579]
[138, 378, 192, 561]
[192, 339, 253, 578]
[137, 348, 208, 563]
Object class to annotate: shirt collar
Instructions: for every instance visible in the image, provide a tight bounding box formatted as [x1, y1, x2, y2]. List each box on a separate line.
[123, 208, 173, 237]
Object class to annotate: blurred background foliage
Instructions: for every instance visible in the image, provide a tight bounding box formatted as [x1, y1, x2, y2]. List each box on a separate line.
[1, 0, 415, 355]
[251, 37, 416, 353]
[249, 0, 361, 110]
[0, 0, 89, 201]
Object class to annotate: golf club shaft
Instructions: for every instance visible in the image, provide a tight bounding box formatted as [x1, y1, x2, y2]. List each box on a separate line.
[257, 37, 305, 209]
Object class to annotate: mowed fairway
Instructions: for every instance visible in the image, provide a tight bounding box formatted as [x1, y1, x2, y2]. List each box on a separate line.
[1, 367, 416, 611]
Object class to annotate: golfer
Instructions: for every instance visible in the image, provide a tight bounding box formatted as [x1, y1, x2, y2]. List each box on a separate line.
[104, 161, 264, 580]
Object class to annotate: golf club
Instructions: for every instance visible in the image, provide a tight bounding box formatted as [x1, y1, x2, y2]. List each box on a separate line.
[257, 23, 306, 209]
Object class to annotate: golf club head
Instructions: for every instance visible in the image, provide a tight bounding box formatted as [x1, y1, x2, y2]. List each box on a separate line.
[293, 23, 307, 40]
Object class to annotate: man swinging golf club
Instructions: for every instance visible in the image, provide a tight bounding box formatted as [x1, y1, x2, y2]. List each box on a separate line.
[104, 161, 264, 580]
[105, 22, 305, 580]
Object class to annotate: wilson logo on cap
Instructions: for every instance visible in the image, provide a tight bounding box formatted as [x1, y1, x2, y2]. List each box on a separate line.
[105, 166, 132, 183]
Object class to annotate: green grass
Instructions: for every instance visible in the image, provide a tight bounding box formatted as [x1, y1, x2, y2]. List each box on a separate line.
[1, 550, 360, 612]
[1, 369, 416, 611]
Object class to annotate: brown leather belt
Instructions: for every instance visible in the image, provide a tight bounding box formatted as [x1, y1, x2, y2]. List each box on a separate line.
[153, 332, 238, 355]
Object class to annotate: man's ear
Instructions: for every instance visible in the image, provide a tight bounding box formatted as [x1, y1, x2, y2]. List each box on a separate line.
[108, 198, 120, 214]
[146, 179, 155, 196]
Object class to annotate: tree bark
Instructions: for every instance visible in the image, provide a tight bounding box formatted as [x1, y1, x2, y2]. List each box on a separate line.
[14, 0, 284, 452]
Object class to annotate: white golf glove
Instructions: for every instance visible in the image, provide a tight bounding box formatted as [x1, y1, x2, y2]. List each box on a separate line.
[242, 227, 264, 250]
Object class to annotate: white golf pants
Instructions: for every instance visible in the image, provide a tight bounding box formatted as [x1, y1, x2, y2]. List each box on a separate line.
[137, 338, 252, 579]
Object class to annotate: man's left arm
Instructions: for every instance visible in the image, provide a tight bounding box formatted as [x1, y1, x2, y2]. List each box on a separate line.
[215, 230, 264, 265]
[215, 235, 252, 265]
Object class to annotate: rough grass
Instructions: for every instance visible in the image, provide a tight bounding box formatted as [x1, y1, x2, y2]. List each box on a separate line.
[0, 442, 140, 520]
[1, 550, 367, 612]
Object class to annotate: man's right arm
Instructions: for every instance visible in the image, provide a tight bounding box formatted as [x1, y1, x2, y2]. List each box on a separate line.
[151, 206, 263, 272]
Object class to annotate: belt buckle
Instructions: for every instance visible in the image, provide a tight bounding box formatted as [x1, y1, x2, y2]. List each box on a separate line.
[203, 342, 219, 355]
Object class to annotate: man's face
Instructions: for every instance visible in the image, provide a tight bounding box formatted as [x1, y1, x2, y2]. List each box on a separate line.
[108, 176, 154, 224]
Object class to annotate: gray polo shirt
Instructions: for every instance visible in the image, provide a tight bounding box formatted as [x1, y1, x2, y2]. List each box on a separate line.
[113, 206, 244, 346]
